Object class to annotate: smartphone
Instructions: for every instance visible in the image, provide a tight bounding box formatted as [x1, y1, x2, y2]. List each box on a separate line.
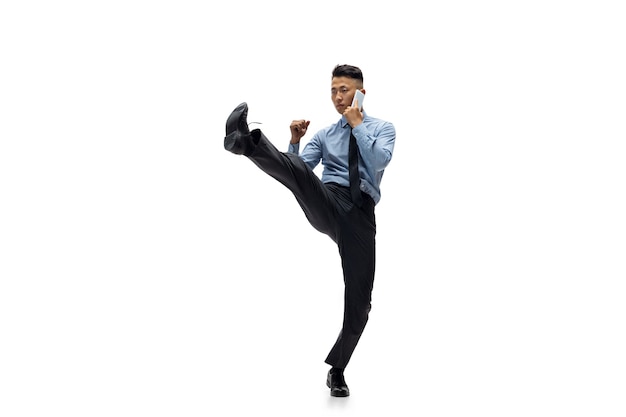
[352, 90, 365, 110]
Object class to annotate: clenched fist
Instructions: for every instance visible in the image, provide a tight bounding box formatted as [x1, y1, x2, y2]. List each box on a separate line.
[290, 119, 311, 144]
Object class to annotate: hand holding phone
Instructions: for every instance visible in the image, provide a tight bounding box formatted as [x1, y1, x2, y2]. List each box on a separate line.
[352, 90, 365, 111]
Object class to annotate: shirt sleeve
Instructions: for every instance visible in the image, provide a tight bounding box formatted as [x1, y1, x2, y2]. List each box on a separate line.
[352, 121, 395, 172]
[292, 134, 323, 171]
[287, 142, 300, 154]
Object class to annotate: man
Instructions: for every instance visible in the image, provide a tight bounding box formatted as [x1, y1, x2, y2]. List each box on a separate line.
[223, 64, 396, 397]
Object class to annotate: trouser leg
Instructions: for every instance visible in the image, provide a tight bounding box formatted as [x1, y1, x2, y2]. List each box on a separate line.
[246, 129, 340, 238]
[325, 198, 376, 369]
[243, 129, 377, 369]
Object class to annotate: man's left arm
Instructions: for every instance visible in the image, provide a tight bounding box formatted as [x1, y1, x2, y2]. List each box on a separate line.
[352, 122, 396, 172]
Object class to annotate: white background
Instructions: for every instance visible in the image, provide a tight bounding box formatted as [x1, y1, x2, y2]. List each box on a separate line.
[1, 1, 625, 416]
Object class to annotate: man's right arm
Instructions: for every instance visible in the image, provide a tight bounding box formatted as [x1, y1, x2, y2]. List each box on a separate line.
[287, 119, 310, 155]
[288, 141, 300, 154]
[287, 120, 322, 171]
[289, 119, 310, 145]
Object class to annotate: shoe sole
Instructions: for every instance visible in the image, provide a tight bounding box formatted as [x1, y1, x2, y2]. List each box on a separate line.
[224, 131, 241, 153]
[225, 102, 248, 136]
[224, 102, 248, 154]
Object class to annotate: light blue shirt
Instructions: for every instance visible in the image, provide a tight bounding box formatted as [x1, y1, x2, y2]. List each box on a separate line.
[287, 112, 395, 205]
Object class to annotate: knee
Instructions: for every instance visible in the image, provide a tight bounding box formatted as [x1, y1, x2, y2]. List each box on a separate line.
[349, 301, 372, 327]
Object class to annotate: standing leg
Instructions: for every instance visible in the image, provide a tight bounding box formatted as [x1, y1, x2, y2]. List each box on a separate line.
[325, 198, 377, 369]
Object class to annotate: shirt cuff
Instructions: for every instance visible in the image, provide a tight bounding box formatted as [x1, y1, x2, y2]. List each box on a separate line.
[288, 142, 300, 154]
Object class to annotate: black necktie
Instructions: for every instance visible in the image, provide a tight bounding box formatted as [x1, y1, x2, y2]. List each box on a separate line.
[349, 130, 363, 207]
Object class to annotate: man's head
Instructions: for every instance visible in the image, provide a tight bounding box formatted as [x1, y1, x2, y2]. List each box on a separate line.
[331, 64, 365, 115]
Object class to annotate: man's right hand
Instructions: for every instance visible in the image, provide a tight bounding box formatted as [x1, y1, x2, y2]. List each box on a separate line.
[290, 119, 310, 144]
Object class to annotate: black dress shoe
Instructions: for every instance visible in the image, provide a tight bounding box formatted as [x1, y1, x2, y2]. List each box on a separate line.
[327, 369, 350, 397]
[224, 102, 254, 156]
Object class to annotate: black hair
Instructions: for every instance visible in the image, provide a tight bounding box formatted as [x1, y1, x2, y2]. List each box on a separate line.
[332, 64, 364, 84]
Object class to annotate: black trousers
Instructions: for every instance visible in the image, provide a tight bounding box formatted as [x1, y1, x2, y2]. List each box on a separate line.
[246, 129, 376, 370]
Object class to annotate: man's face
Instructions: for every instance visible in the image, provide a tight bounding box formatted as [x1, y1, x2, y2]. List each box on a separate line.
[331, 77, 362, 115]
